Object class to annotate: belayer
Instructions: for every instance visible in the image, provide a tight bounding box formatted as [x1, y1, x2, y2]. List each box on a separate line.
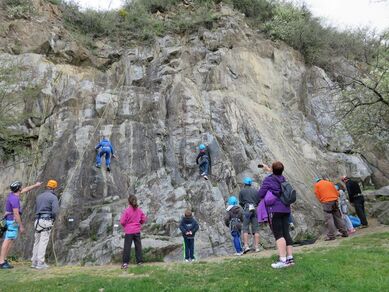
[95, 137, 117, 171]
[196, 144, 211, 180]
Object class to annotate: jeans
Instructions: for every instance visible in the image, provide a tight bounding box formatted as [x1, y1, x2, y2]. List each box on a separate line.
[353, 196, 368, 226]
[122, 233, 142, 264]
[231, 231, 242, 253]
[183, 237, 195, 260]
[96, 147, 111, 167]
[199, 160, 209, 175]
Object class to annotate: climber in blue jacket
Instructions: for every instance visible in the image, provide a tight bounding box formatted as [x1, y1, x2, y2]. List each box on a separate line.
[95, 137, 116, 171]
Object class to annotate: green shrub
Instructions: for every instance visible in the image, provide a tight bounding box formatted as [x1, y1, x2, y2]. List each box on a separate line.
[5, 0, 35, 19]
[231, 0, 274, 20]
[45, 0, 62, 5]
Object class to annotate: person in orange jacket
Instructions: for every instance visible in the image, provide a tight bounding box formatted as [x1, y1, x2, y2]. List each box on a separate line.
[314, 177, 348, 241]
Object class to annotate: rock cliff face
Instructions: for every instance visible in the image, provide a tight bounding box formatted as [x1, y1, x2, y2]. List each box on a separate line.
[0, 3, 387, 264]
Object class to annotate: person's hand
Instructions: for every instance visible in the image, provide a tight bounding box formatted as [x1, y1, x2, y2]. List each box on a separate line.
[35, 182, 42, 187]
[262, 164, 271, 172]
[113, 154, 118, 159]
[19, 225, 25, 234]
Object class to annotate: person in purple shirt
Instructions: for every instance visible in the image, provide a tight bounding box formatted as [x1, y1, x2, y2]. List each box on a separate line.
[258, 161, 294, 269]
[0, 180, 41, 269]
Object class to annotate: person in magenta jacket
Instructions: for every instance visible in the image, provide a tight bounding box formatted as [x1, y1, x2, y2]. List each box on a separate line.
[258, 161, 294, 269]
[120, 195, 147, 269]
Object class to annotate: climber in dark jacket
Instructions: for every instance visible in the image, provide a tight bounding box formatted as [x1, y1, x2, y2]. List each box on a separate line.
[179, 209, 199, 261]
[196, 144, 211, 180]
[95, 137, 116, 171]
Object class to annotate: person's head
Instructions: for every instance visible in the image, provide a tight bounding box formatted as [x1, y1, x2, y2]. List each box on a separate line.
[314, 177, 321, 183]
[199, 144, 206, 151]
[47, 179, 58, 190]
[243, 177, 253, 186]
[341, 176, 349, 183]
[184, 209, 192, 218]
[128, 194, 138, 208]
[227, 196, 238, 206]
[272, 161, 284, 175]
[10, 181, 22, 193]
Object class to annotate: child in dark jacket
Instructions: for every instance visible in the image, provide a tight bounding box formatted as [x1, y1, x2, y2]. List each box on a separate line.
[120, 195, 147, 269]
[224, 196, 244, 255]
[196, 144, 211, 180]
[179, 209, 199, 262]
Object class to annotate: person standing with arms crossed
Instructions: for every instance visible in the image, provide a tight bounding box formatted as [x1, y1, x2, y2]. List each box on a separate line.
[31, 179, 59, 269]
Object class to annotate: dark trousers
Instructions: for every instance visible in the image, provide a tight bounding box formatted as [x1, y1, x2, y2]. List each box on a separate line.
[184, 237, 195, 260]
[271, 213, 293, 246]
[322, 201, 347, 238]
[122, 233, 142, 264]
[353, 196, 368, 226]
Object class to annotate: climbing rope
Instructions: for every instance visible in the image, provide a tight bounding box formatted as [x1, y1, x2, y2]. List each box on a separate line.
[50, 66, 128, 266]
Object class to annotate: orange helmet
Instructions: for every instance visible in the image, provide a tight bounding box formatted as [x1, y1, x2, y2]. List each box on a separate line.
[47, 179, 58, 189]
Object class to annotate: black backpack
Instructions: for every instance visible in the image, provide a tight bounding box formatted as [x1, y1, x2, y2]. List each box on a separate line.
[280, 181, 297, 205]
[229, 217, 242, 232]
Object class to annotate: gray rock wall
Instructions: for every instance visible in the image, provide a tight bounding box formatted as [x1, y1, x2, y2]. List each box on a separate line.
[0, 10, 386, 265]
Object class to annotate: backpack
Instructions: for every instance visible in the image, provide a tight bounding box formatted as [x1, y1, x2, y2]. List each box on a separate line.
[0, 217, 7, 237]
[230, 217, 241, 232]
[280, 181, 297, 205]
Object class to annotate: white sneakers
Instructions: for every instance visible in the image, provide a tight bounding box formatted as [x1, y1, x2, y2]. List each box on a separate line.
[35, 262, 49, 269]
[271, 260, 290, 269]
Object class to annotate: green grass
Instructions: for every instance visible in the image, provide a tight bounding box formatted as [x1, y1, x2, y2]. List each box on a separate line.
[1, 232, 389, 291]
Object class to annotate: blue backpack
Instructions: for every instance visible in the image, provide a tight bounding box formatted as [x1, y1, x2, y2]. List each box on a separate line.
[348, 215, 361, 227]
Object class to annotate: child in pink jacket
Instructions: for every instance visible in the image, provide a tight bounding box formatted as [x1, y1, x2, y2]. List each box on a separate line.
[120, 195, 147, 269]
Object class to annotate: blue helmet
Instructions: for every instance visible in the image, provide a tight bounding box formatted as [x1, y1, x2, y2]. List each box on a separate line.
[314, 177, 321, 183]
[199, 144, 206, 150]
[335, 184, 340, 190]
[243, 177, 253, 185]
[227, 196, 238, 206]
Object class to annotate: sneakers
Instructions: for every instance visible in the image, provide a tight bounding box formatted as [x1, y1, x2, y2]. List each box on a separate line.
[203, 175, 208, 180]
[243, 246, 250, 254]
[96, 164, 101, 168]
[341, 233, 349, 238]
[0, 261, 13, 269]
[360, 225, 368, 229]
[121, 263, 128, 270]
[286, 257, 295, 265]
[185, 259, 190, 263]
[271, 260, 290, 269]
[254, 246, 260, 252]
[35, 262, 49, 269]
[107, 166, 111, 172]
[31, 261, 37, 268]
[234, 252, 243, 256]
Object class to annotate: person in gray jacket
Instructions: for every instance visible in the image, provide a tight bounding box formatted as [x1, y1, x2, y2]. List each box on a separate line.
[239, 177, 260, 253]
[31, 179, 59, 269]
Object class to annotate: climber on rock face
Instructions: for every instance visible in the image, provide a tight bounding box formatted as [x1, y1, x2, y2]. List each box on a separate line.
[95, 137, 116, 171]
[196, 144, 211, 180]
